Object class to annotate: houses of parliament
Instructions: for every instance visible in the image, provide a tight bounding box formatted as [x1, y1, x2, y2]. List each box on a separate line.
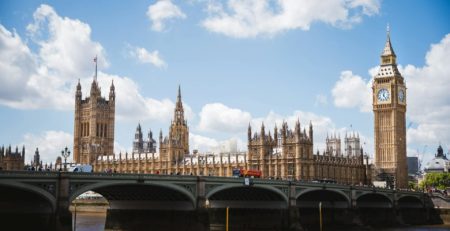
[76, 30, 408, 187]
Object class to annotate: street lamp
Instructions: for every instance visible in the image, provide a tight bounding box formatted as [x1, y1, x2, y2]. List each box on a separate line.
[61, 146, 71, 171]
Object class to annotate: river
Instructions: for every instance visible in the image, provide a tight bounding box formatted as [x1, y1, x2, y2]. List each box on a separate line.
[72, 211, 450, 231]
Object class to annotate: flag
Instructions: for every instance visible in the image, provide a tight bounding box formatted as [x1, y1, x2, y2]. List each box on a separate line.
[93, 56, 97, 63]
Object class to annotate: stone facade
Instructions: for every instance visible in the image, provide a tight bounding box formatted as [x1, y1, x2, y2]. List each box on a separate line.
[73, 62, 115, 165]
[247, 122, 368, 184]
[373, 29, 408, 188]
[0, 145, 25, 170]
[132, 124, 156, 154]
[92, 86, 369, 184]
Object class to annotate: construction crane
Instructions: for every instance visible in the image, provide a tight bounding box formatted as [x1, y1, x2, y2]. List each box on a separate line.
[417, 145, 427, 173]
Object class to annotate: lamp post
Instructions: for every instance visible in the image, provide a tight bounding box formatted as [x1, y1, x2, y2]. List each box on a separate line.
[61, 146, 71, 171]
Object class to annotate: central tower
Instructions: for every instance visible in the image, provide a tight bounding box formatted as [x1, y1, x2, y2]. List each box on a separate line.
[372, 28, 407, 188]
[73, 59, 115, 164]
[159, 86, 189, 165]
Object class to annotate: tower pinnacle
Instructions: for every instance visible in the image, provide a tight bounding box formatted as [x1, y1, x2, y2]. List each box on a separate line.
[381, 25, 396, 62]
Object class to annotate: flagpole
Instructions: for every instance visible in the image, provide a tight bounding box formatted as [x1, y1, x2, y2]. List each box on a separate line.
[94, 55, 98, 81]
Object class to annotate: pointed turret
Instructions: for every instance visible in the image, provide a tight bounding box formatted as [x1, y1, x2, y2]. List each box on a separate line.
[309, 121, 313, 143]
[274, 124, 278, 142]
[90, 56, 101, 97]
[174, 85, 185, 124]
[376, 25, 401, 78]
[247, 123, 252, 141]
[76, 79, 82, 101]
[382, 25, 396, 59]
[109, 79, 115, 101]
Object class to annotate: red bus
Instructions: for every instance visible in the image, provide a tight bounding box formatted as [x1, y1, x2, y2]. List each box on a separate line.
[232, 168, 261, 178]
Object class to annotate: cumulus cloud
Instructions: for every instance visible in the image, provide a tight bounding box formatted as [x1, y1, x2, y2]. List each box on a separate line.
[0, 4, 187, 125]
[331, 34, 450, 153]
[22, 131, 73, 164]
[147, 0, 186, 31]
[198, 103, 252, 133]
[331, 70, 372, 112]
[403, 34, 450, 146]
[88, 72, 194, 122]
[0, 4, 106, 110]
[202, 0, 380, 38]
[190, 133, 246, 153]
[128, 45, 167, 68]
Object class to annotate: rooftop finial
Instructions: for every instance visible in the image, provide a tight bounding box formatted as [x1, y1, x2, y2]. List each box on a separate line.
[387, 23, 390, 37]
[94, 55, 98, 81]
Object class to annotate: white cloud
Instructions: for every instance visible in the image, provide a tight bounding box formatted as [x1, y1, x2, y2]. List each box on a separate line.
[198, 103, 252, 133]
[403, 34, 450, 146]
[331, 70, 372, 112]
[89, 72, 194, 123]
[202, 0, 380, 38]
[0, 5, 188, 125]
[129, 46, 167, 68]
[190, 133, 245, 153]
[0, 4, 106, 110]
[22, 131, 73, 165]
[331, 33, 450, 153]
[147, 0, 186, 32]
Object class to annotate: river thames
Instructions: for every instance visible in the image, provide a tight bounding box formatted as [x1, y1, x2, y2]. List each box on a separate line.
[73, 211, 450, 231]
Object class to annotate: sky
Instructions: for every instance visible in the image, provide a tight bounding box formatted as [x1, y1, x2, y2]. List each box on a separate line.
[0, 0, 449, 169]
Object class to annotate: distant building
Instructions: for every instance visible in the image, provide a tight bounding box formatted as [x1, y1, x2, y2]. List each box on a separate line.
[407, 156, 419, 175]
[132, 123, 156, 154]
[0, 145, 25, 170]
[31, 148, 42, 169]
[424, 145, 449, 173]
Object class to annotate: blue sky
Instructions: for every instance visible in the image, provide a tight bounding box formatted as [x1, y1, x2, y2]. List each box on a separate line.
[0, 0, 449, 168]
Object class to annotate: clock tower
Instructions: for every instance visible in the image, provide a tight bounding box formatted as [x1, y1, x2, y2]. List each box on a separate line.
[372, 28, 407, 188]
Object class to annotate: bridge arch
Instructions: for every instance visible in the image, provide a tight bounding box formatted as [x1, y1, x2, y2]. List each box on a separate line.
[397, 195, 423, 208]
[0, 181, 56, 230]
[0, 181, 56, 211]
[356, 192, 393, 208]
[296, 188, 351, 208]
[69, 181, 197, 210]
[206, 184, 289, 209]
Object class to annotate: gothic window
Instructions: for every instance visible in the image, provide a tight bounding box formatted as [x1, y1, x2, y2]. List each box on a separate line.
[104, 124, 107, 138]
[288, 164, 294, 176]
[96, 123, 99, 137]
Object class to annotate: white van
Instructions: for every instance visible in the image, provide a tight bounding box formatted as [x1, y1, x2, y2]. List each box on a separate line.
[69, 165, 93, 173]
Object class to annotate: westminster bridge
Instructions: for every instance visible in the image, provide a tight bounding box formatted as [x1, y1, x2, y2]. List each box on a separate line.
[0, 171, 436, 230]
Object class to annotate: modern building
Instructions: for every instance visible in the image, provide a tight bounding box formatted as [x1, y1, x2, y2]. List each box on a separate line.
[424, 145, 449, 173]
[407, 156, 419, 175]
[0, 145, 25, 170]
[73, 60, 115, 165]
[373, 28, 408, 188]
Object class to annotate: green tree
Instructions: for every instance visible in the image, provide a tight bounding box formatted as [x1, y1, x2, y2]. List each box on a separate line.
[420, 173, 450, 190]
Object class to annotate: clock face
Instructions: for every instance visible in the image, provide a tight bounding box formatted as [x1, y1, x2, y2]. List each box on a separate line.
[398, 89, 405, 102]
[377, 88, 390, 101]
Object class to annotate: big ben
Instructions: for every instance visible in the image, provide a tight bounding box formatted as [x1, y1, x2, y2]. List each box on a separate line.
[373, 28, 408, 188]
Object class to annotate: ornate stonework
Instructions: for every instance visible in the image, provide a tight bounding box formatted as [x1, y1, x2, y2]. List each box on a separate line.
[373, 29, 408, 188]
[73, 63, 115, 165]
[0, 145, 25, 170]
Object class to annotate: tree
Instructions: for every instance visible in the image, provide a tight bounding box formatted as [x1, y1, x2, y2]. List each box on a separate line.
[420, 173, 450, 190]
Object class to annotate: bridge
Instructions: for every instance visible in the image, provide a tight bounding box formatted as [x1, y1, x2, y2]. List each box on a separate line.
[0, 171, 432, 230]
